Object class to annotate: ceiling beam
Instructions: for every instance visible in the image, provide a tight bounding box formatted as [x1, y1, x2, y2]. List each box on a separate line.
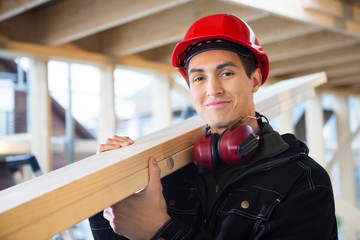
[326, 75, 360, 87]
[275, 60, 360, 80]
[269, 44, 360, 76]
[0, 35, 113, 63]
[100, 0, 269, 56]
[303, 0, 360, 22]
[0, 35, 174, 73]
[244, 15, 322, 45]
[0, 0, 192, 46]
[0, 0, 49, 22]
[40, 0, 193, 46]
[264, 30, 359, 62]
[222, 0, 360, 37]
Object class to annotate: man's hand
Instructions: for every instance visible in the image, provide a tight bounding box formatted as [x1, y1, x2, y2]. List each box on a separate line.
[97, 135, 134, 153]
[103, 157, 171, 239]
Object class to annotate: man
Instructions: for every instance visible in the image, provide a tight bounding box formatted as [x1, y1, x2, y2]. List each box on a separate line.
[89, 14, 338, 239]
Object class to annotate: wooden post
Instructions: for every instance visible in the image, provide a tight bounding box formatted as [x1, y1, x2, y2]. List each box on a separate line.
[65, 63, 74, 164]
[275, 111, 295, 135]
[98, 64, 116, 145]
[305, 91, 325, 167]
[28, 57, 52, 173]
[333, 94, 357, 239]
[153, 73, 172, 131]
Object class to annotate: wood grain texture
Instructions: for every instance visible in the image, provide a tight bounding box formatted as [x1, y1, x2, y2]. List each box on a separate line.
[0, 72, 327, 239]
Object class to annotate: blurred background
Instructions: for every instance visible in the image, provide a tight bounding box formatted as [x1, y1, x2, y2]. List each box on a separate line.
[0, 0, 359, 239]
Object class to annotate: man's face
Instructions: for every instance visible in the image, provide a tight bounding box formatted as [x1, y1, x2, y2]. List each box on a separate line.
[187, 50, 261, 134]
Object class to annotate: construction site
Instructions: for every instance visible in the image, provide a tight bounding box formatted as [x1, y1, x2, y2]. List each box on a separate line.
[0, 0, 359, 239]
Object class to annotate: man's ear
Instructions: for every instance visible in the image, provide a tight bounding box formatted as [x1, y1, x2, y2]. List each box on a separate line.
[251, 68, 262, 93]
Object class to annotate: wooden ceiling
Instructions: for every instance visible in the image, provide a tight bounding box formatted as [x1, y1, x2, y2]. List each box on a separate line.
[0, 0, 359, 94]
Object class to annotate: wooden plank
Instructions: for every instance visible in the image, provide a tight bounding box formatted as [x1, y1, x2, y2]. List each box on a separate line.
[0, 72, 327, 240]
[333, 94, 357, 239]
[0, 36, 175, 73]
[153, 73, 172, 131]
[0, 0, 50, 22]
[101, 0, 267, 56]
[36, 0, 191, 46]
[248, 15, 322, 45]
[0, 35, 114, 64]
[305, 91, 325, 167]
[0, 116, 205, 240]
[98, 64, 116, 145]
[28, 57, 52, 173]
[303, 0, 360, 22]
[265, 30, 358, 62]
[270, 44, 360, 76]
[255, 72, 327, 119]
[276, 111, 295, 135]
[222, 0, 360, 37]
[326, 124, 360, 171]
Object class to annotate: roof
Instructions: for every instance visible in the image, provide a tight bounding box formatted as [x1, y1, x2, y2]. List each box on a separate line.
[0, 0, 359, 94]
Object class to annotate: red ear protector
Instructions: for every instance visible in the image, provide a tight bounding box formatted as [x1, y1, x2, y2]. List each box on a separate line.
[192, 116, 261, 171]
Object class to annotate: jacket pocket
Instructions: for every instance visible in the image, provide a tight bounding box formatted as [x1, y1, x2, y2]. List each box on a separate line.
[218, 186, 283, 221]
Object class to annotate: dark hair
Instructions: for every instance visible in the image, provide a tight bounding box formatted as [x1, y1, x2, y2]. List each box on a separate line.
[237, 53, 258, 79]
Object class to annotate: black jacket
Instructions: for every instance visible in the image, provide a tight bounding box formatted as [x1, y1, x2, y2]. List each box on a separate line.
[89, 124, 338, 240]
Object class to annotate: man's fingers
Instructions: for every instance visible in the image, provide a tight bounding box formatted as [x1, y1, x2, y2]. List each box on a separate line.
[147, 157, 162, 191]
[103, 207, 114, 220]
[97, 136, 135, 153]
[97, 144, 120, 153]
[113, 136, 134, 144]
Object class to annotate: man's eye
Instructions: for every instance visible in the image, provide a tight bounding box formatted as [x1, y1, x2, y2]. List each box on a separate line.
[194, 77, 204, 82]
[221, 72, 233, 77]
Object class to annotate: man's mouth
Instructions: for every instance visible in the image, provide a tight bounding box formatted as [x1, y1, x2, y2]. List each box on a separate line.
[206, 101, 230, 109]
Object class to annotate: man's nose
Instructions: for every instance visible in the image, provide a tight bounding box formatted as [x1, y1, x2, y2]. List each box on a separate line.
[206, 76, 224, 96]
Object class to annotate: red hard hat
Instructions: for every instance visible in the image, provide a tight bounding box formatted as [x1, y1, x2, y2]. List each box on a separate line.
[172, 14, 269, 85]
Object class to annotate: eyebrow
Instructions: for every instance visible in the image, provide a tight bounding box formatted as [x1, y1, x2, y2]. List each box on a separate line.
[188, 61, 237, 76]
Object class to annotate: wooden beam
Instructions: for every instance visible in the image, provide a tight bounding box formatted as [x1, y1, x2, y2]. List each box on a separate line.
[170, 76, 194, 108]
[0, 135, 97, 156]
[270, 44, 360, 76]
[98, 64, 116, 145]
[152, 73, 172, 131]
[0, 35, 115, 64]
[333, 94, 357, 239]
[101, 0, 268, 56]
[120, 54, 174, 73]
[303, 0, 360, 23]
[0, 36, 175, 74]
[325, 61, 360, 79]
[305, 91, 326, 167]
[0, 72, 327, 239]
[0, 0, 191, 46]
[222, 0, 360, 37]
[0, 0, 50, 22]
[326, 123, 360, 171]
[39, 0, 191, 46]
[0, 133, 31, 157]
[273, 60, 360, 82]
[240, 15, 322, 45]
[275, 111, 295, 135]
[255, 72, 327, 119]
[265, 30, 358, 62]
[28, 57, 52, 173]
[326, 75, 360, 87]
